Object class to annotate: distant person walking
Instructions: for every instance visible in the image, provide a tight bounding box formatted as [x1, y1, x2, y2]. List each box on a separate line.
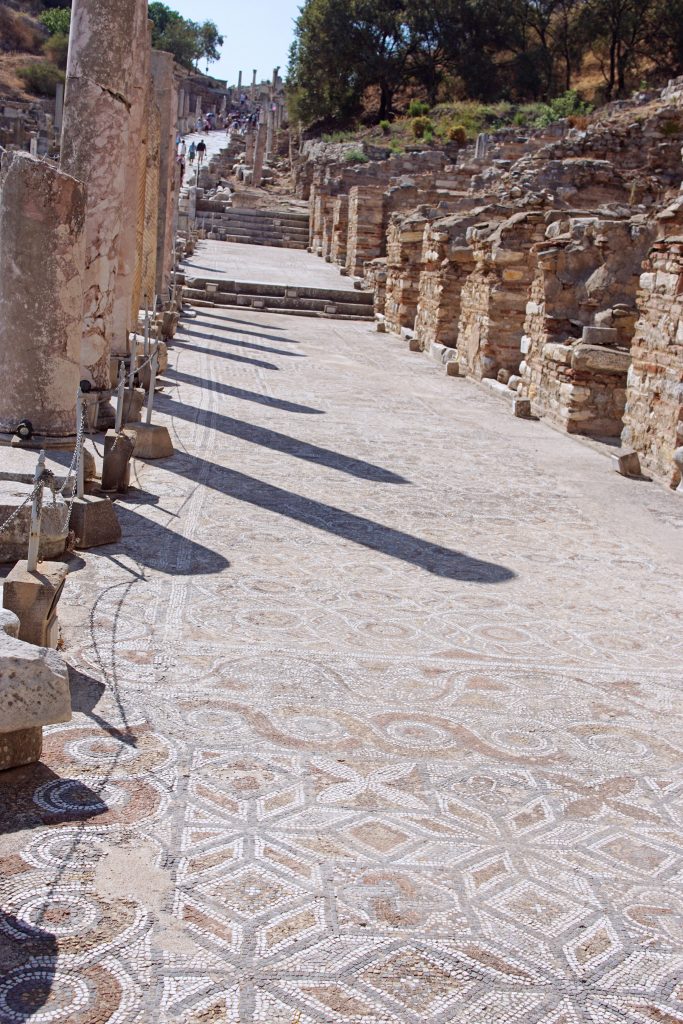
[188, 141, 196, 165]
[196, 139, 207, 167]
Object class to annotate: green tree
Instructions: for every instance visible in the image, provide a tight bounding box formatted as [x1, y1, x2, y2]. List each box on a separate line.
[40, 7, 71, 35]
[198, 21, 224, 69]
[148, 3, 224, 71]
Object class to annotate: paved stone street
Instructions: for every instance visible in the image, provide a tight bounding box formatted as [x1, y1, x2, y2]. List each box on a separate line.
[1, 242, 683, 1023]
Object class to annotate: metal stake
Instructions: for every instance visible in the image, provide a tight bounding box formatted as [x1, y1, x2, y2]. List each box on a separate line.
[76, 391, 85, 499]
[27, 450, 46, 572]
[145, 346, 158, 425]
[114, 360, 126, 433]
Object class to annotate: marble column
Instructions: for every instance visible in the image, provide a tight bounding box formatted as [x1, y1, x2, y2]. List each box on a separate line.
[130, 24, 154, 327]
[141, 91, 161, 306]
[237, 70, 243, 91]
[152, 50, 178, 301]
[245, 128, 256, 165]
[112, 1, 150, 358]
[252, 122, 266, 187]
[251, 70, 257, 101]
[266, 107, 274, 161]
[0, 152, 85, 438]
[60, 0, 140, 389]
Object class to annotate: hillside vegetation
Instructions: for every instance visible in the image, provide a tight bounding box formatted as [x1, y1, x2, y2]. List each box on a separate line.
[288, 0, 683, 128]
[0, 0, 224, 101]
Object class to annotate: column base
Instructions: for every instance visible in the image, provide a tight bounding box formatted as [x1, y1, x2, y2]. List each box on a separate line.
[70, 495, 122, 549]
[3, 560, 68, 647]
[128, 423, 174, 460]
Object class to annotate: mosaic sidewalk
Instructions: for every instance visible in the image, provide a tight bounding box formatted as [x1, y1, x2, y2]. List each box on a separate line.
[1, 282, 683, 1023]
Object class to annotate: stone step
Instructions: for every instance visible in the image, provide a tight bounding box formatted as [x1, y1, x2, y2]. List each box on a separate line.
[185, 278, 373, 305]
[201, 233, 309, 250]
[183, 278, 374, 320]
[197, 221, 310, 241]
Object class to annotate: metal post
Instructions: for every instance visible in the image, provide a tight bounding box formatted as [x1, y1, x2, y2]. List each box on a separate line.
[76, 391, 85, 499]
[114, 360, 126, 433]
[143, 295, 150, 358]
[129, 334, 138, 391]
[27, 451, 46, 572]
[145, 346, 158, 425]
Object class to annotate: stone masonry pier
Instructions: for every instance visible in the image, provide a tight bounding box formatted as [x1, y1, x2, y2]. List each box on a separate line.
[0, 270, 681, 1022]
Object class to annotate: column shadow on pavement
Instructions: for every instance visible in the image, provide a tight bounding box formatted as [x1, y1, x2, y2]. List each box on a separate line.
[157, 394, 410, 485]
[160, 450, 515, 582]
[177, 328, 306, 359]
[161, 371, 324, 415]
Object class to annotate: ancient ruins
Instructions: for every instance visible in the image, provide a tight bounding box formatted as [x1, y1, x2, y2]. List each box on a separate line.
[0, 3, 682, 1022]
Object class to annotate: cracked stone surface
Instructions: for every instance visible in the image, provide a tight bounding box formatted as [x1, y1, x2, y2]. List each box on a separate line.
[1, 251, 682, 1022]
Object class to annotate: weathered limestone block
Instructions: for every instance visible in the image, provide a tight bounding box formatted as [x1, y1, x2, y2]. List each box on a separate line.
[0, 482, 68, 564]
[622, 236, 683, 487]
[383, 206, 447, 334]
[346, 185, 386, 277]
[0, 152, 85, 439]
[61, 0, 142, 388]
[521, 216, 655, 437]
[0, 608, 71, 771]
[363, 259, 388, 316]
[456, 211, 547, 379]
[414, 206, 501, 352]
[331, 195, 349, 266]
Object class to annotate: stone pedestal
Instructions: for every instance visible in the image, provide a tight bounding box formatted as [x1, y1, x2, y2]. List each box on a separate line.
[128, 423, 174, 459]
[3, 561, 68, 647]
[0, 728, 43, 772]
[0, 152, 85, 439]
[0, 481, 68, 565]
[70, 495, 121, 548]
[101, 430, 136, 492]
[60, 0, 142, 389]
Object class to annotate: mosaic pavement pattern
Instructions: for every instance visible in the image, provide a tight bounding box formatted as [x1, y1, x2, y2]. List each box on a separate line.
[1, 271, 683, 1023]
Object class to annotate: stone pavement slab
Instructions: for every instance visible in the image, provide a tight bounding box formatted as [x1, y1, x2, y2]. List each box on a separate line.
[183, 239, 361, 290]
[0, 304, 682, 1024]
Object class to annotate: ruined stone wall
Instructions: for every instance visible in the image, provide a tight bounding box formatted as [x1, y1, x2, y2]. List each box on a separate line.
[622, 235, 683, 486]
[330, 195, 349, 267]
[363, 259, 388, 316]
[346, 186, 385, 277]
[520, 216, 654, 436]
[456, 211, 547, 379]
[413, 206, 504, 351]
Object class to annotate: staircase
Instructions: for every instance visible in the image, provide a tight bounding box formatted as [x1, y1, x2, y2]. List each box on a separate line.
[183, 276, 374, 320]
[195, 206, 310, 250]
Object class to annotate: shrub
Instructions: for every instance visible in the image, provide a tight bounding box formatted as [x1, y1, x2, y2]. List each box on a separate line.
[447, 124, 467, 145]
[43, 32, 69, 70]
[40, 8, 71, 35]
[345, 149, 369, 164]
[17, 62, 64, 97]
[411, 115, 434, 139]
[423, 129, 434, 144]
[408, 99, 430, 118]
[378, 119, 391, 135]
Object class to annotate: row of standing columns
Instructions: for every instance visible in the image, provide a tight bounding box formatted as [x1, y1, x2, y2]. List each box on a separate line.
[0, 0, 181, 438]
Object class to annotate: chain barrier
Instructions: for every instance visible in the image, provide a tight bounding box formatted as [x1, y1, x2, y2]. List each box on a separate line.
[0, 303, 164, 551]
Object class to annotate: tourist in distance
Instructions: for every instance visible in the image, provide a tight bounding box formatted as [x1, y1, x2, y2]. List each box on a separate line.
[188, 141, 196, 165]
[196, 139, 207, 166]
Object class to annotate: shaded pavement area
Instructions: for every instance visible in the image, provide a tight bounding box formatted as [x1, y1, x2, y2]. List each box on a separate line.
[1, 286, 682, 1023]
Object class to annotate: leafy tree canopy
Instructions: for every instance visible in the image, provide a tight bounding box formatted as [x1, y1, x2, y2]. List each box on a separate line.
[148, 2, 224, 71]
[288, 0, 683, 126]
